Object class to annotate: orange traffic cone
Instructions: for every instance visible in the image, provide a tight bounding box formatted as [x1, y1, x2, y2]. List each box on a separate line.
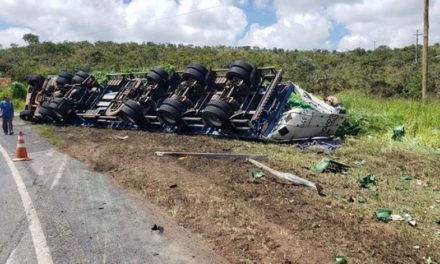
[13, 131, 31, 161]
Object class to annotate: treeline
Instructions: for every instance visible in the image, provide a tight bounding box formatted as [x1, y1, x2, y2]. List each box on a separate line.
[1, 35, 440, 98]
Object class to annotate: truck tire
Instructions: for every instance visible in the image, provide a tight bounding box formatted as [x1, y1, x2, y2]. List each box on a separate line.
[27, 75, 44, 86]
[19, 110, 33, 121]
[119, 103, 147, 126]
[182, 63, 208, 85]
[39, 106, 58, 122]
[202, 100, 233, 129]
[147, 67, 168, 88]
[231, 61, 253, 73]
[157, 98, 186, 126]
[75, 70, 89, 79]
[72, 75, 85, 84]
[56, 72, 73, 85]
[226, 61, 253, 85]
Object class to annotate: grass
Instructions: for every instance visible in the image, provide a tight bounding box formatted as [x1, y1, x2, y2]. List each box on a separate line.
[33, 124, 64, 146]
[52, 127, 440, 263]
[336, 90, 440, 149]
[29, 92, 440, 262]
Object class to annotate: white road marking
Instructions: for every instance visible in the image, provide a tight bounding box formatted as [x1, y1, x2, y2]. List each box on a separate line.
[5, 246, 18, 264]
[0, 145, 54, 264]
[50, 155, 67, 190]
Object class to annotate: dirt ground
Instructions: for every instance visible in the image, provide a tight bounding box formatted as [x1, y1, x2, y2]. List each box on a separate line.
[53, 126, 440, 264]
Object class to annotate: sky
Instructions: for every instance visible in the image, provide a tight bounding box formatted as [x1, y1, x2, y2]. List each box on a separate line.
[0, 0, 439, 51]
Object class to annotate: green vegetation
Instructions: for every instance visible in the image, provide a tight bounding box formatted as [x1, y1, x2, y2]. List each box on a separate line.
[1, 36, 439, 99]
[0, 81, 27, 109]
[2, 36, 438, 148]
[33, 124, 64, 146]
[338, 90, 440, 149]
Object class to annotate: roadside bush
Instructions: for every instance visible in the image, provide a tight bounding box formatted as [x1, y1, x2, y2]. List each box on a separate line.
[10, 82, 27, 99]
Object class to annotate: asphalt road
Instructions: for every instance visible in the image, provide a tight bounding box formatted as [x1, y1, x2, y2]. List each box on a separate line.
[0, 123, 226, 264]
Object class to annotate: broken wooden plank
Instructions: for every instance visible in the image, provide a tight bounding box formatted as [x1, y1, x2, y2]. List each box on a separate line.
[155, 151, 267, 161]
[247, 158, 324, 195]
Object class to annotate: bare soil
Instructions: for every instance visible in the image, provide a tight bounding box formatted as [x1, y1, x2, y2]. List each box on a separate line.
[54, 126, 440, 264]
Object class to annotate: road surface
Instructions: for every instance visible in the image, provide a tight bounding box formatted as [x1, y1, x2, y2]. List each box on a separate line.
[0, 123, 226, 264]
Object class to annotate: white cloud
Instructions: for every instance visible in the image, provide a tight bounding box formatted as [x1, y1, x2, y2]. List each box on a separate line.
[239, 0, 337, 50]
[239, 11, 332, 50]
[0, 0, 247, 47]
[253, 0, 270, 9]
[239, 0, 440, 51]
[0, 27, 34, 48]
[0, 0, 439, 51]
[328, 0, 440, 50]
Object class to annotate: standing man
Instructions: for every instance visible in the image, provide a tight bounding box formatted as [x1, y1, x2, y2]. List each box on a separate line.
[0, 96, 14, 135]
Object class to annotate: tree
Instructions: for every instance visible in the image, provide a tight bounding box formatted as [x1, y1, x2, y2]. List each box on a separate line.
[23, 33, 40, 45]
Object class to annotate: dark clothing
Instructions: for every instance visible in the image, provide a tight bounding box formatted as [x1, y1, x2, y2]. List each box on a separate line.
[2, 116, 13, 135]
[0, 100, 14, 135]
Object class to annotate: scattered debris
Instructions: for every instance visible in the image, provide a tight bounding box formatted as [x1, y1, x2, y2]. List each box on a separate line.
[116, 135, 129, 140]
[392, 125, 405, 141]
[422, 257, 438, 264]
[417, 179, 428, 186]
[247, 158, 324, 195]
[248, 169, 265, 183]
[435, 219, 440, 225]
[315, 158, 349, 173]
[413, 245, 420, 250]
[151, 224, 164, 233]
[332, 256, 347, 264]
[354, 160, 366, 166]
[391, 214, 404, 221]
[388, 212, 417, 226]
[400, 175, 413, 181]
[169, 184, 178, 189]
[424, 184, 439, 192]
[295, 138, 342, 154]
[359, 174, 377, 189]
[155, 151, 267, 161]
[375, 208, 392, 222]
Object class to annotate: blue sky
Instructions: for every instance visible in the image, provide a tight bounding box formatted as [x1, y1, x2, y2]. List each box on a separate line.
[0, 0, 439, 51]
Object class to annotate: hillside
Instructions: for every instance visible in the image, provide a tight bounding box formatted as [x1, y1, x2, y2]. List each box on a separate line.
[1, 39, 440, 98]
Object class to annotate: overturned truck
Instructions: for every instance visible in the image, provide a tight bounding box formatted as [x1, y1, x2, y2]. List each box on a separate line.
[21, 61, 346, 142]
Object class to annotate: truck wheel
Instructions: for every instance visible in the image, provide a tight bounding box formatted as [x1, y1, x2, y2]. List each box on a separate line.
[119, 104, 147, 126]
[72, 75, 85, 84]
[182, 63, 208, 85]
[19, 110, 33, 121]
[75, 70, 89, 79]
[56, 99, 75, 116]
[121, 99, 148, 126]
[39, 106, 58, 122]
[202, 100, 233, 129]
[226, 61, 253, 85]
[157, 98, 186, 126]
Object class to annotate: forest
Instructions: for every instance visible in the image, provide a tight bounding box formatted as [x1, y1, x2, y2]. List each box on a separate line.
[1, 33, 439, 99]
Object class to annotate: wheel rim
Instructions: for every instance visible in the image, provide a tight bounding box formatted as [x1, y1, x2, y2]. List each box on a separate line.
[204, 111, 224, 128]
[159, 110, 178, 125]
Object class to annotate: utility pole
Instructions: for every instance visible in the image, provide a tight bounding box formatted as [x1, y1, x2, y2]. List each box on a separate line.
[414, 29, 422, 63]
[373, 40, 376, 50]
[422, 0, 429, 100]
